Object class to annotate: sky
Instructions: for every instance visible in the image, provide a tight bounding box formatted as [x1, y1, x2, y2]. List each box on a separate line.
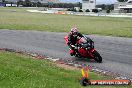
[60, 0, 118, 4]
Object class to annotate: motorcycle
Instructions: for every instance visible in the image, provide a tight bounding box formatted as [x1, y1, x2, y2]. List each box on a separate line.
[64, 35, 102, 63]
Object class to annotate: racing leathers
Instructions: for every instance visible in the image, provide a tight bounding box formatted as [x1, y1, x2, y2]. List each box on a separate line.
[67, 32, 83, 55]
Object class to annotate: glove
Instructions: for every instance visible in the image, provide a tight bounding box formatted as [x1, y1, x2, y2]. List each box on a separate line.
[71, 45, 76, 48]
[71, 45, 78, 50]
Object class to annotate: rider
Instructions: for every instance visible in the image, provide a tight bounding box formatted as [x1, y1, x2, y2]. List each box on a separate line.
[67, 27, 83, 56]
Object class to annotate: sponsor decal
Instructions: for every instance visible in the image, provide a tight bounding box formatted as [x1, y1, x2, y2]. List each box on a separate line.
[80, 66, 131, 86]
[90, 79, 131, 85]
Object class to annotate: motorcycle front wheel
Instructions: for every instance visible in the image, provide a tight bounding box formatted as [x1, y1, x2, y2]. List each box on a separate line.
[92, 50, 102, 63]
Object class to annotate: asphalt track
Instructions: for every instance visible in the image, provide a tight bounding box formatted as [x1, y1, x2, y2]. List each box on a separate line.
[0, 29, 132, 79]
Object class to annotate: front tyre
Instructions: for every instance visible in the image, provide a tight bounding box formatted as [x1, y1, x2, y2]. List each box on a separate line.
[92, 50, 102, 63]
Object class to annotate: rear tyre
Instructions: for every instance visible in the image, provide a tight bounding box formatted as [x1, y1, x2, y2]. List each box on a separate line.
[92, 50, 102, 63]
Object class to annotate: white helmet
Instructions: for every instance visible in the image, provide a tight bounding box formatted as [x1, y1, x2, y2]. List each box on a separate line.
[71, 27, 78, 34]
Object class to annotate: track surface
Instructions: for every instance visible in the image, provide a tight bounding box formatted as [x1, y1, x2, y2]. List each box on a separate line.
[0, 29, 132, 78]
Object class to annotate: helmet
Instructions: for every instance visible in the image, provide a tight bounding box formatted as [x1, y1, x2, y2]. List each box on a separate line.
[71, 27, 78, 35]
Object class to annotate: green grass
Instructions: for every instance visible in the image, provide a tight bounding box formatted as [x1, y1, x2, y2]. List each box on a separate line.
[0, 7, 132, 37]
[0, 51, 131, 88]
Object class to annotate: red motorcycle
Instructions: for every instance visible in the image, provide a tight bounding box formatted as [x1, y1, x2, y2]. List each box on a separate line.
[64, 35, 102, 63]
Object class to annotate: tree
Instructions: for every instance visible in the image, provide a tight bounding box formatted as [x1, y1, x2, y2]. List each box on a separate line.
[96, 4, 106, 10]
[117, 0, 128, 2]
[78, 2, 82, 9]
[2, 0, 5, 3]
[17, 0, 24, 7]
[85, 9, 90, 12]
[92, 9, 98, 13]
[37, 2, 42, 7]
[23, 0, 32, 7]
[106, 9, 110, 14]
[105, 4, 114, 10]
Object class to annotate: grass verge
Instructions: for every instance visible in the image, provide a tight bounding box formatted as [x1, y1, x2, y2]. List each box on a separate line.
[0, 7, 132, 37]
[0, 51, 131, 88]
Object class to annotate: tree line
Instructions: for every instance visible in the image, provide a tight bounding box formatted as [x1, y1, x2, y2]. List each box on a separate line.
[117, 0, 128, 2]
[1, 0, 82, 8]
